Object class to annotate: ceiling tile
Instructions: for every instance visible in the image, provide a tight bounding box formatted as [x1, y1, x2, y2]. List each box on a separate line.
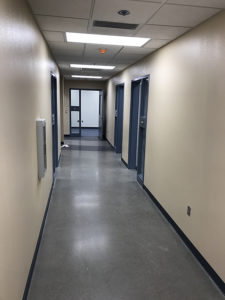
[28, 0, 92, 18]
[49, 41, 84, 53]
[148, 4, 220, 27]
[167, 0, 225, 9]
[83, 44, 122, 62]
[144, 39, 170, 48]
[113, 58, 140, 65]
[54, 54, 85, 63]
[36, 16, 88, 33]
[114, 64, 127, 70]
[137, 24, 190, 39]
[120, 47, 150, 55]
[92, 0, 161, 25]
[42, 31, 65, 42]
[128, 0, 162, 2]
[48, 42, 85, 62]
[113, 52, 145, 65]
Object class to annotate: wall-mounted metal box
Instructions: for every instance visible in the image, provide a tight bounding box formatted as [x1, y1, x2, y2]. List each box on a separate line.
[36, 119, 47, 179]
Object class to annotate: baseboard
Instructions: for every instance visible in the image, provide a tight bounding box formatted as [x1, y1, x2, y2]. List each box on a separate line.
[22, 179, 55, 300]
[106, 138, 115, 150]
[81, 127, 99, 129]
[121, 158, 128, 168]
[143, 184, 225, 296]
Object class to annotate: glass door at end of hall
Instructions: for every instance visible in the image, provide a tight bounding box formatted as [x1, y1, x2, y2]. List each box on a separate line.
[70, 89, 81, 136]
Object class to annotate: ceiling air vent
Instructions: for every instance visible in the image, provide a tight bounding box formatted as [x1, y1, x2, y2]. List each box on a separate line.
[93, 20, 138, 30]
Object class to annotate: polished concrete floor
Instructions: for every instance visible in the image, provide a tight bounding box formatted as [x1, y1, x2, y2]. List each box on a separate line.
[28, 138, 224, 300]
[71, 128, 100, 137]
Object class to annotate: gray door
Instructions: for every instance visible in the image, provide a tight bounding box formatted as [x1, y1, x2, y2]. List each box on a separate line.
[114, 85, 124, 153]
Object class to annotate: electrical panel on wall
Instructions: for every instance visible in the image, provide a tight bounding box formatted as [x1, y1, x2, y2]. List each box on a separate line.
[36, 119, 47, 179]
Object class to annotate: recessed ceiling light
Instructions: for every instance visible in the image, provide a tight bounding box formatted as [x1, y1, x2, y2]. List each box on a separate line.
[70, 64, 115, 70]
[118, 10, 130, 16]
[72, 75, 103, 79]
[66, 32, 150, 47]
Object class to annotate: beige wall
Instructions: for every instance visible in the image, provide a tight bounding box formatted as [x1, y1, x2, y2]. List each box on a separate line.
[106, 11, 225, 283]
[63, 79, 106, 135]
[0, 0, 61, 299]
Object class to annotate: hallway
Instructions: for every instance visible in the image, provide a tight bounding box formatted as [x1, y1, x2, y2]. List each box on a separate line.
[28, 139, 223, 300]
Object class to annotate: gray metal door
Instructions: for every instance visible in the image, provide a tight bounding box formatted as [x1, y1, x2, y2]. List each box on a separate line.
[114, 85, 124, 153]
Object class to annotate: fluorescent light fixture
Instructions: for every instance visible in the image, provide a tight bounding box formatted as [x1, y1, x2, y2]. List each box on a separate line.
[70, 64, 115, 70]
[72, 75, 103, 79]
[66, 32, 150, 47]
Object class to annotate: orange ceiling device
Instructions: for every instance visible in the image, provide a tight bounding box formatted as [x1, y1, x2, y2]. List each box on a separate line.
[99, 48, 107, 54]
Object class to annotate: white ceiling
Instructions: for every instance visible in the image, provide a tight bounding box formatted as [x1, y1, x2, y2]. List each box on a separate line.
[27, 0, 224, 80]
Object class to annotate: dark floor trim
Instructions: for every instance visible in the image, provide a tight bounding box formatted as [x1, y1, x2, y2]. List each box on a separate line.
[64, 136, 102, 141]
[121, 158, 128, 168]
[143, 184, 225, 296]
[81, 127, 99, 129]
[71, 127, 99, 129]
[106, 138, 115, 150]
[22, 179, 55, 300]
[63, 145, 113, 152]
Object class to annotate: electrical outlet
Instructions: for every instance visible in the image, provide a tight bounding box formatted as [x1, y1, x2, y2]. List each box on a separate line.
[187, 206, 191, 216]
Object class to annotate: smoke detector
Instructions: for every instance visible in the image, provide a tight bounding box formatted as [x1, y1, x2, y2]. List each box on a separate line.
[118, 10, 130, 16]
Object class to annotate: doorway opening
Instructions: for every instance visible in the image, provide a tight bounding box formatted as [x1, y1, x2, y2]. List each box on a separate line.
[51, 74, 58, 176]
[128, 76, 149, 184]
[114, 84, 124, 154]
[70, 89, 104, 138]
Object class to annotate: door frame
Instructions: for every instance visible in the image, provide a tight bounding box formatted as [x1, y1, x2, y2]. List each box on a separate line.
[128, 75, 149, 172]
[136, 76, 149, 185]
[51, 73, 59, 176]
[69, 88, 104, 138]
[99, 90, 105, 140]
[114, 83, 124, 154]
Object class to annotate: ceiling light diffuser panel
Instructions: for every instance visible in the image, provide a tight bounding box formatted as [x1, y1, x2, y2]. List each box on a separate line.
[66, 32, 150, 47]
[72, 75, 103, 79]
[70, 64, 115, 70]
